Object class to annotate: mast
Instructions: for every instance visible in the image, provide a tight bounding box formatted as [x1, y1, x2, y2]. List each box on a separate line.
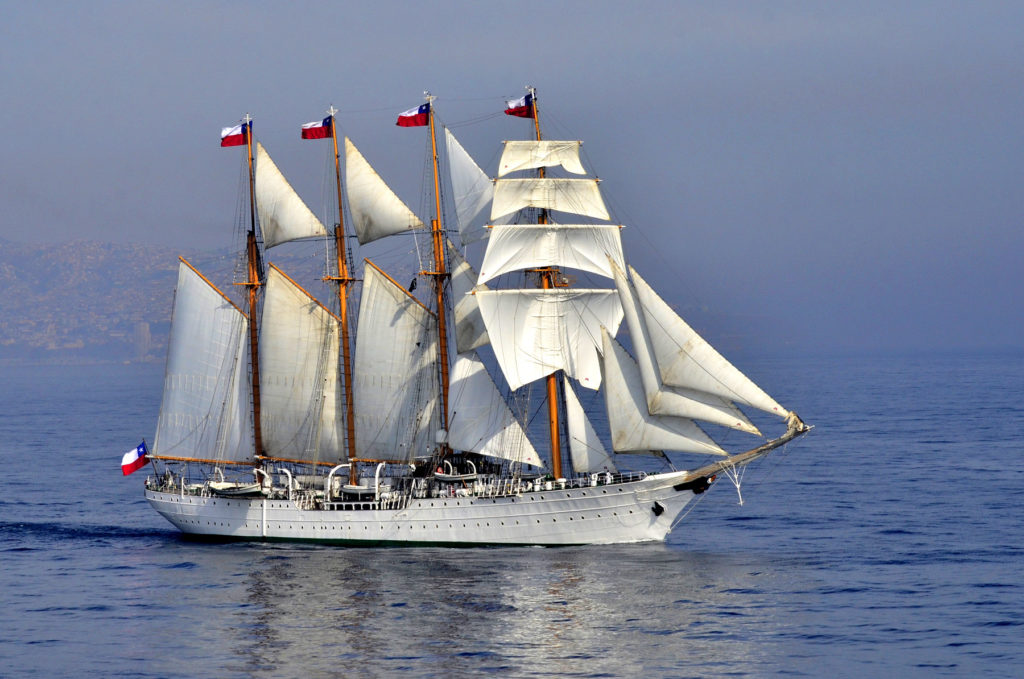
[425, 93, 452, 439]
[243, 114, 264, 459]
[319, 107, 359, 483]
[528, 87, 566, 479]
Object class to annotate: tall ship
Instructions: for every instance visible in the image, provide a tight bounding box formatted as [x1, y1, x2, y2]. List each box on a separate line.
[139, 91, 810, 546]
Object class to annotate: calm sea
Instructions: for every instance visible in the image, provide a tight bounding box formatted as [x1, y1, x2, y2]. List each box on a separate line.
[1, 355, 1021, 678]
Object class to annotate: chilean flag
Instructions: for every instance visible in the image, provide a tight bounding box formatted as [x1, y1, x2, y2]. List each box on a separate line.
[301, 116, 333, 139]
[121, 442, 149, 476]
[504, 93, 535, 118]
[220, 121, 250, 147]
[396, 103, 430, 127]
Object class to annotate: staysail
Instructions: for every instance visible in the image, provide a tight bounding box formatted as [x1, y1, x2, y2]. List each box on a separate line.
[153, 260, 254, 463]
[345, 137, 425, 245]
[254, 143, 329, 248]
[611, 262, 760, 435]
[629, 266, 787, 418]
[601, 329, 726, 456]
[447, 353, 543, 467]
[447, 241, 490, 354]
[563, 375, 617, 473]
[258, 265, 343, 464]
[353, 261, 439, 462]
[444, 128, 492, 246]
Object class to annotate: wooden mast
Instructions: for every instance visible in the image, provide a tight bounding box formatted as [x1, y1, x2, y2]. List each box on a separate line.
[316, 107, 360, 486]
[529, 88, 566, 480]
[425, 93, 452, 439]
[243, 114, 265, 460]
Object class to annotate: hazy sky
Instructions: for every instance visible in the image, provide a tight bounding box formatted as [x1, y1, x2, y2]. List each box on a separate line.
[2, 1, 1022, 354]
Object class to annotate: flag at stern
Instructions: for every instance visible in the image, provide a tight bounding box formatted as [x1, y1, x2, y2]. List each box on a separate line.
[121, 441, 149, 476]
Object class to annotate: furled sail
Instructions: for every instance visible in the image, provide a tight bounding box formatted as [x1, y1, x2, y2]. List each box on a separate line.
[353, 261, 439, 462]
[477, 224, 625, 285]
[563, 376, 617, 473]
[447, 241, 490, 354]
[630, 266, 787, 418]
[611, 263, 760, 435]
[498, 140, 586, 177]
[345, 137, 424, 245]
[448, 353, 544, 467]
[491, 178, 609, 222]
[445, 128, 492, 246]
[601, 329, 726, 456]
[475, 288, 623, 391]
[258, 266, 342, 464]
[153, 260, 253, 463]
[254, 143, 329, 248]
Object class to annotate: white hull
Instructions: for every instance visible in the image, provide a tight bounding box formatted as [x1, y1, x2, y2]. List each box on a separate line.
[146, 470, 701, 546]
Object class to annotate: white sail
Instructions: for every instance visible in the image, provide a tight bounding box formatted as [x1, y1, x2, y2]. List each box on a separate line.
[601, 329, 726, 456]
[445, 128, 492, 246]
[611, 262, 760, 435]
[563, 376, 617, 473]
[345, 137, 424, 245]
[498, 140, 586, 177]
[258, 266, 342, 463]
[354, 262, 439, 462]
[447, 241, 490, 354]
[630, 266, 787, 418]
[475, 288, 623, 391]
[448, 353, 544, 467]
[491, 178, 609, 222]
[478, 224, 625, 285]
[153, 260, 253, 463]
[254, 143, 329, 249]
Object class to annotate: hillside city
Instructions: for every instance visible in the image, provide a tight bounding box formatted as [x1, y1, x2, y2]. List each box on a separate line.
[0, 239, 209, 363]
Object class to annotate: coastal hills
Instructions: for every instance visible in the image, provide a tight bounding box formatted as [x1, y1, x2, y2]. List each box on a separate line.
[0, 239, 216, 363]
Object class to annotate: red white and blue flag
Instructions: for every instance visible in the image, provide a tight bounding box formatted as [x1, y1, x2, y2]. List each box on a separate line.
[504, 93, 535, 118]
[220, 121, 251, 147]
[301, 116, 333, 139]
[121, 441, 149, 476]
[396, 103, 430, 127]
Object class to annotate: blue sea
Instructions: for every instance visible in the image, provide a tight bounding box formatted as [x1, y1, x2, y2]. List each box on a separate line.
[1, 355, 1022, 678]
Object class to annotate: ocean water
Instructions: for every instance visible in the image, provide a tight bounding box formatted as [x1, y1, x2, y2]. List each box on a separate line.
[1, 355, 1021, 678]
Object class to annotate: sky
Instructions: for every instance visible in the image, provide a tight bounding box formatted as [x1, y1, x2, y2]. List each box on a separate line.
[2, 1, 1022, 355]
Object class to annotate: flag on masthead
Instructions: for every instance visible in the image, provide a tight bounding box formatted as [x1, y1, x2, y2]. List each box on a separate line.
[220, 121, 251, 147]
[396, 103, 430, 127]
[301, 116, 333, 139]
[504, 92, 535, 118]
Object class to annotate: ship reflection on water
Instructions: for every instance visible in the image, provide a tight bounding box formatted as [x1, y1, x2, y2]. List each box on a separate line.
[162, 544, 784, 678]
